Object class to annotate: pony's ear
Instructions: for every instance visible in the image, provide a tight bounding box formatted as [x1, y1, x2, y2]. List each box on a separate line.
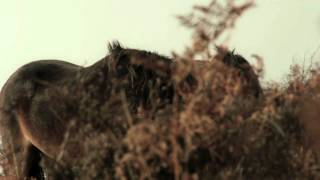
[107, 41, 131, 77]
[108, 41, 122, 54]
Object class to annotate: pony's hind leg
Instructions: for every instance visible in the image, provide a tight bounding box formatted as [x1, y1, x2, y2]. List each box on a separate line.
[0, 111, 24, 178]
[0, 111, 43, 179]
[24, 145, 45, 180]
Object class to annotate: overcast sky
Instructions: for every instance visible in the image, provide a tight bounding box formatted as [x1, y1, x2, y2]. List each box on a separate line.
[0, 0, 319, 88]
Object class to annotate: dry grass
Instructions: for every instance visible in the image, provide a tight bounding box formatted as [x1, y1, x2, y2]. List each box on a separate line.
[2, 0, 320, 179]
[41, 52, 320, 179]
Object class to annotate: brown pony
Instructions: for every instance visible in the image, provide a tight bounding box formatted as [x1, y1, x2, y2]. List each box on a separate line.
[0, 42, 262, 179]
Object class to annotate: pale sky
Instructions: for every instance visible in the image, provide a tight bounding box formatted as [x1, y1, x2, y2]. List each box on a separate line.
[0, 0, 319, 88]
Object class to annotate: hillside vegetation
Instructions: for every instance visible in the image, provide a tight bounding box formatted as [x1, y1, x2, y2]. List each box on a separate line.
[2, 0, 320, 179]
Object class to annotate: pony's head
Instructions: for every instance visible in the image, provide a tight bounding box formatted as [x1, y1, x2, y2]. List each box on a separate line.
[106, 42, 175, 112]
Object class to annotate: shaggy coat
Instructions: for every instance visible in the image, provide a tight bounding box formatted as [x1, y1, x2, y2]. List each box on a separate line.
[0, 42, 262, 179]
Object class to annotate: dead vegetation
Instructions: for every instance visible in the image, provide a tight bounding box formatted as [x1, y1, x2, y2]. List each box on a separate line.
[2, 0, 320, 179]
